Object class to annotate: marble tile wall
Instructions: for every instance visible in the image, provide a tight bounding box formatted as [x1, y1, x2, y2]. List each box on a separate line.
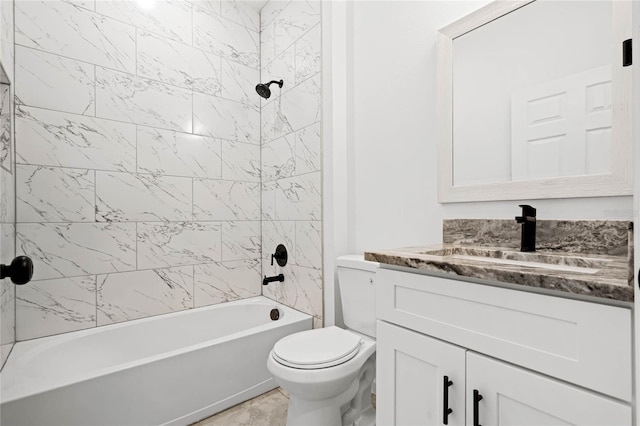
[0, 0, 15, 368]
[14, 0, 264, 341]
[259, 0, 323, 328]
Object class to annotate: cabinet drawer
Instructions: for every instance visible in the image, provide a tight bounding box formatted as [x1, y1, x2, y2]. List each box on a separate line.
[376, 268, 632, 401]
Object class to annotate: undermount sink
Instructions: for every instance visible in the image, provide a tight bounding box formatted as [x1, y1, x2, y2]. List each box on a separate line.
[419, 247, 611, 274]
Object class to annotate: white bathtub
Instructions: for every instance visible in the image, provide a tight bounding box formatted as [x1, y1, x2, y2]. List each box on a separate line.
[0, 296, 311, 426]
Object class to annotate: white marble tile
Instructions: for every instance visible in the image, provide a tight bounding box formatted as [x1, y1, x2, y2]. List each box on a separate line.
[260, 0, 291, 31]
[15, 46, 95, 115]
[262, 264, 322, 320]
[15, 0, 135, 73]
[17, 222, 136, 281]
[16, 275, 96, 340]
[137, 30, 222, 97]
[1, 343, 12, 370]
[137, 127, 222, 179]
[0, 260, 15, 347]
[0, 0, 15, 84]
[97, 266, 193, 325]
[275, 171, 321, 220]
[221, 59, 260, 107]
[295, 122, 321, 175]
[17, 165, 95, 223]
[263, 47, 294, 103]
[260, 21, 276, 75]
[295, 221, 321, 269]
[137, 222, 222, 269]
[16, 105, 136, 172]
[64, 0, 95, 11]
[96, 0, 192, 45]
[194, 259, 260, 307]
[193, 7, 259, 69]
[193, 93, 259, 144]
[96, 171, 192, 222]
[294, 23, 320, 84]
[262, 221, 295, 269]
[0, 167, 15, 224]
[0, 84, 11, 173]
[0, 224, 15, 346]
[222, 221, 260, 261]
[192, 0, 220, 15]
[221, 141, 260, 182]
[262, 134, 295, 182]
[261, 181, 277, 221]
[96, 68, 192, 132]
[273, 0, 320, 56]
[193, 179, 260, 221]
[221, 0, 259, 32]
[275, 73, 320, 137]
[260, 100, 276, 144]
[0, 223, 14, 265]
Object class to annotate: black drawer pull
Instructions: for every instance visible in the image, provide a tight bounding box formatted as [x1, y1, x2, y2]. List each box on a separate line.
[473, 389, 483, 426]
[443, 375, 453, 424]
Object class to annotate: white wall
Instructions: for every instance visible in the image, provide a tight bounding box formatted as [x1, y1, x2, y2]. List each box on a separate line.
[324, 0, 634, 325]
[350, 0, 491, 253]
[348, 0, 633, 252]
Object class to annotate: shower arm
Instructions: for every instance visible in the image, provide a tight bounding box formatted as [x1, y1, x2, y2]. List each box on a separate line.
[266, 80, 283, 88]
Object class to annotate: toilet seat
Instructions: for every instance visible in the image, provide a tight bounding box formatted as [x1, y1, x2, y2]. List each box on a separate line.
[272, 326, 363, 370]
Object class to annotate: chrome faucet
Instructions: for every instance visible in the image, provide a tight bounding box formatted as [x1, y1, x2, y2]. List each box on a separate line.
[515, 204, 536, 252]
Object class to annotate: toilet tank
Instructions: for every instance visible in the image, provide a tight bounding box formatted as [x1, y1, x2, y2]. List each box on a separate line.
[336, 255, 379, 338]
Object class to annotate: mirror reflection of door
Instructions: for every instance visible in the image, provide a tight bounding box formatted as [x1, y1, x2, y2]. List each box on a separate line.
[511, 65, 612, 181]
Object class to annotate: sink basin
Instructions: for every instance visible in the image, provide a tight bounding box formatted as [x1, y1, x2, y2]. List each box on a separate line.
[419, 247, 610, 274]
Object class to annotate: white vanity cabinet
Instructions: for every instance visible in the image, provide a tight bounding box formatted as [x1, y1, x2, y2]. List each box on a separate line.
[377, 321, 465, 425]
[376, 268, 633, 425]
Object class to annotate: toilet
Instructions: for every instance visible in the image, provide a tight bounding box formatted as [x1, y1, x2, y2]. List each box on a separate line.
[267, 255, 379, 426]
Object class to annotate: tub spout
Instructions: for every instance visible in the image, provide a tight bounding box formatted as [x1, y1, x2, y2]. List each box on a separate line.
[263, 274, 285, 285]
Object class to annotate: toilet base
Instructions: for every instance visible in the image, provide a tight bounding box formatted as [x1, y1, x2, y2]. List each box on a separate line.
[285, 356, 376, 426]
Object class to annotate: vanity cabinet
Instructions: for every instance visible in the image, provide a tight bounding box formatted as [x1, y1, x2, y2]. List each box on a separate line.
[376, 268, 633, 425]
[377, 321, 465, 425]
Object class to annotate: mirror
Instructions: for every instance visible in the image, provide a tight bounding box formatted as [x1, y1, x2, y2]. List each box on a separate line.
[437, 0, 633, 203]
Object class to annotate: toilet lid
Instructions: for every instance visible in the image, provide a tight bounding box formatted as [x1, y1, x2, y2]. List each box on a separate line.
[272, 327, 363, 370]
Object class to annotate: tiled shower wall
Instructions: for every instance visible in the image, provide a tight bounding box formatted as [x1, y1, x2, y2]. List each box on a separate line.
[259, 1, 323, 327]
[14, 0, 264, 340]
[0, 0, 16, 367]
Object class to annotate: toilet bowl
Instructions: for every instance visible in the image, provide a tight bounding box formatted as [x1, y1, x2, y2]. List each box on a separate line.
[267, 255, 379, 426]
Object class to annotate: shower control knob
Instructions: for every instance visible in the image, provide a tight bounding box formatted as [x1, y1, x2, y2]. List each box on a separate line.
[1, 256, 34, 285]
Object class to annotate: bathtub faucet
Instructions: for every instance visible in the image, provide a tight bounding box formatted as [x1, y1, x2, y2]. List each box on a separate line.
[263, 274, 285, 286]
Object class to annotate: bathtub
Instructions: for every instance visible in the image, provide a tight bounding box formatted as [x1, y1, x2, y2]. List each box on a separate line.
[0, 296, 311, 426]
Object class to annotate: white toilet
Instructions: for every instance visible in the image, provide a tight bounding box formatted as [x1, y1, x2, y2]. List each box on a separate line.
[267, 255, 379, 426]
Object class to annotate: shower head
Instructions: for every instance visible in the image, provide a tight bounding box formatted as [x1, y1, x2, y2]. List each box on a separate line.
[255, 79, 283, 99]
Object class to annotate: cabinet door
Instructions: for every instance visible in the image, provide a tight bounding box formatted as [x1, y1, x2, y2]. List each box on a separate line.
[377, 321, 466, 426]
[466, 353, 632, 426]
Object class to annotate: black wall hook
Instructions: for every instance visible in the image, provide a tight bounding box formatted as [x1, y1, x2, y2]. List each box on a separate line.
[1, 256, 34, 285]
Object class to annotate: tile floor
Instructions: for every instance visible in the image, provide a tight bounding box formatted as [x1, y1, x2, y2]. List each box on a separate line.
[192, 389, 289, 426]
[192, 388, 376, 426]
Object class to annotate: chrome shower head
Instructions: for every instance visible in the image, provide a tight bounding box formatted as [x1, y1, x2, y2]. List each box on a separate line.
[255, 79, 283, 99]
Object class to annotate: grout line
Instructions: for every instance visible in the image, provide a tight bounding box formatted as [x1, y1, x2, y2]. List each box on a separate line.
[18, 101, 261, 143]
[15, 43, 260, 107]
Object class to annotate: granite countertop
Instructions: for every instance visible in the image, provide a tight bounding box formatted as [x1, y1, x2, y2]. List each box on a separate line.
[365, 219, 634, 303]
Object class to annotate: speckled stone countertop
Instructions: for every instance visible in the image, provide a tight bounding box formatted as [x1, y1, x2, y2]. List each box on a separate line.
[365, 219, 634, 302]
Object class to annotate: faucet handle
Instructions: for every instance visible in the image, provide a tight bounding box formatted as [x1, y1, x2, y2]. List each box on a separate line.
[518, 204, 536, 217]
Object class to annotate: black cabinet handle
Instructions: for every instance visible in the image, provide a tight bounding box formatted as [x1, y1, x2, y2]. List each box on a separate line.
[473, 389, 483, 426]
[443, 375, 453, 424]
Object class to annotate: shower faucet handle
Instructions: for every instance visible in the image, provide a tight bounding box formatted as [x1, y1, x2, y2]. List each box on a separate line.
[270, 244, 288, 267]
